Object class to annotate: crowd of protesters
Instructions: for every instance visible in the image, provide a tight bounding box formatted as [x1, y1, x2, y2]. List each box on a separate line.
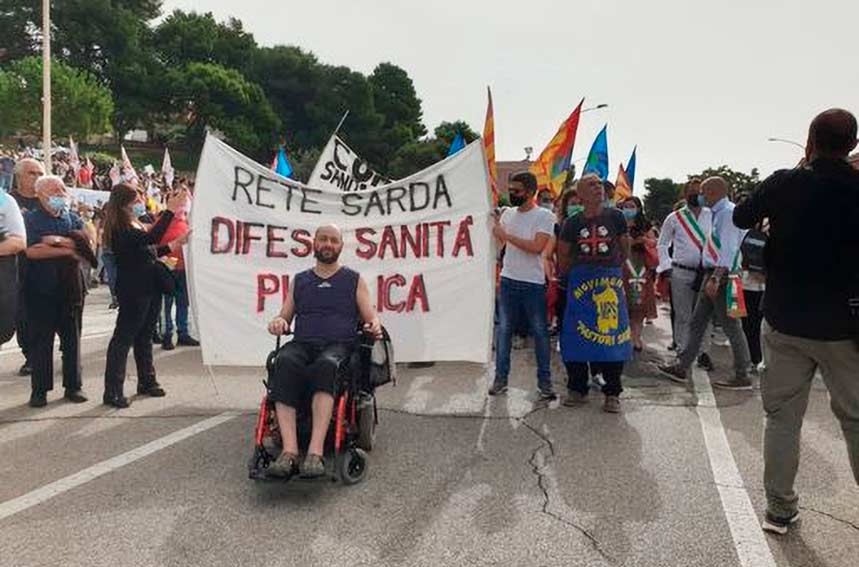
[0, 148, 198, 409]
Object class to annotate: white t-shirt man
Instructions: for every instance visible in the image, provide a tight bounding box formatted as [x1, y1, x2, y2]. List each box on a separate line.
[500, 206, 555, 285]
[0, 192, 26, 242]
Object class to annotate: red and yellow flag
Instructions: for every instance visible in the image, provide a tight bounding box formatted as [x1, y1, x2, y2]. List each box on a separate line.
[614, 164, 632, 202]
[483, 86, 498, 205]
[529, 99, 583, 197]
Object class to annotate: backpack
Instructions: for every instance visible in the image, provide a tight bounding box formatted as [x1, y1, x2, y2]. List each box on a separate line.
[741, 226, 768, 274]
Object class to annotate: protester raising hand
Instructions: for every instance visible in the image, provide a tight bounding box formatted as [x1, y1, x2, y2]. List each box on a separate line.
[166, 188, 190, 213]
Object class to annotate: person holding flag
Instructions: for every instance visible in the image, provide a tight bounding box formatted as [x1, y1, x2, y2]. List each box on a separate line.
[655, 179, 716, 369]
[557, 174, 632, 413]
[659, 177, 751, 389]
[490, 171, 557, 401]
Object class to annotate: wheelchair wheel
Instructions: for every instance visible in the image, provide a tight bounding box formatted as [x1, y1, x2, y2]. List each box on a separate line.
[337, 448, 368, 485]
[356, 395, 376, 451]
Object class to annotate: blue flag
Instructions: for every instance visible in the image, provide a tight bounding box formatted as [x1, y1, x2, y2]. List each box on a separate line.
[626, 146, 637, 188]
[446, 132, 466, 157]
[275, 147, 293, 178]
[560, 264, 633, 363]
[582, 125, 609, 180]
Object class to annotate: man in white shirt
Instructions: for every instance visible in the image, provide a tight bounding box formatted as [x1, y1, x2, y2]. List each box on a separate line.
[1, 187, 27, 346]
[490, 172, 557, 400]
[657, 179, 714, 369]
[660, 177, 752, 389]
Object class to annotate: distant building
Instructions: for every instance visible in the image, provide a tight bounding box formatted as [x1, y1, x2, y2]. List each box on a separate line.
[496, 160, 532, 196]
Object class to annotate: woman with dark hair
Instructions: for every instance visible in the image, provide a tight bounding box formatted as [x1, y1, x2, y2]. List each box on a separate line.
[619, 196, 659, 351]
[101, 184, 189, 408]
[553, 189, 583, 335]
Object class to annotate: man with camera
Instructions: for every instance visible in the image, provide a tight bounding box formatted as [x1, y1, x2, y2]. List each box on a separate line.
[733, 108, 859, 535]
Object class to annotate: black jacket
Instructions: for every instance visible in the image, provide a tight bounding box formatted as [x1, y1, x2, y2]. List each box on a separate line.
[112, 211, 174, 297]
[734, 158, 859, 340]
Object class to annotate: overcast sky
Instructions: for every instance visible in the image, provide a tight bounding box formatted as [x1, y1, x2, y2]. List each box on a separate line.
[163, 0, 857, 187]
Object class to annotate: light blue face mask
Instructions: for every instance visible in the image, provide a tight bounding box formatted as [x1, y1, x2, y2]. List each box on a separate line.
[47, 196, 69, 214]
[132, 202, 147, 217]
[622, 208, 638, 221]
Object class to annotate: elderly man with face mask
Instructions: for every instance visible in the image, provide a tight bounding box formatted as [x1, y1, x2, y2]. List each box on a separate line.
[23, 176, 93, 407]
[266, 224, 382, 479]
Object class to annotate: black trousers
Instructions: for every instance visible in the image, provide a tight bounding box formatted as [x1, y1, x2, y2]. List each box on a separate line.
[15, 284, 29, 360]
[565, 361, 624, 397]
[742, 289, 765, 365]
[104, 292, 161, 395]
[269, 341, 352, 408]
[27, 292, 82, 395]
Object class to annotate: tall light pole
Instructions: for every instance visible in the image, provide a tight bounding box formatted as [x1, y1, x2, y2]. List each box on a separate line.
[42, 0, 52, 172]
[767, 137, 804, 150]
[582, 103, 609, 114]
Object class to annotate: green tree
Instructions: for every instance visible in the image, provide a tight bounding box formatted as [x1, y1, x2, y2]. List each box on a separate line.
[369, 63, 425, 137]
[1, 1, 165, 137]
[643, 177, 683, 226]
[307, 65, 384, 165]
[433, 121, 479, 146]
[246, 45, 326, 150]
[171, 62, 279, 158]
[153, 10, 257, 74]
[689, 165, 760, 197]
[0, 57, 114, 139]
[386, 120, 479, 179]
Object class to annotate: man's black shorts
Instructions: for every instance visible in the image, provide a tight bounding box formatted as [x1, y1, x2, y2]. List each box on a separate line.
[269, 341, 353, 408]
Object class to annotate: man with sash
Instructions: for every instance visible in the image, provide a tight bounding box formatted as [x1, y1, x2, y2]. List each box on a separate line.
[734, 109, 859, 535]
[659, 177, 751, 389]
[557, 174, 632, 413]
[656, 179, 715, 369]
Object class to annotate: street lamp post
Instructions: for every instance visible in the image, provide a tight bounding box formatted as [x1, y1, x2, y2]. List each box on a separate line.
[42, 0, 51, 172]
[767, 137, 804, 150]
[582, 103, 609, 114]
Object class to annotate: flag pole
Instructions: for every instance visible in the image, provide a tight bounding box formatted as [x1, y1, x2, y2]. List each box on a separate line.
[333, 110, 350, 136]
[42, 0, 52, 173]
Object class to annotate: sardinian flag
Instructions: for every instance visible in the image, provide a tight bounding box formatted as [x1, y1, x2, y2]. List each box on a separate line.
[120, 145, 139, 183]
[161, 147, 175, 188]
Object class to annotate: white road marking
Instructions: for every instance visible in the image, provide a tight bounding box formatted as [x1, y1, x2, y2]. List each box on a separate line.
[690, 366, 777, 567]
[0, 411, 237, 522]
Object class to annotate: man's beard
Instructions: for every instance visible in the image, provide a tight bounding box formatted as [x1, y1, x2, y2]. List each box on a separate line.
[314, 248, 341, 265]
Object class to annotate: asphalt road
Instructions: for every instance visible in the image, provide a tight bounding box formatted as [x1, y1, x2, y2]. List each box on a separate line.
[1, 288, 857, 567]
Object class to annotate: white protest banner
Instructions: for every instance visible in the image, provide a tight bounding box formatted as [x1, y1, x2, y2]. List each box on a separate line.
[187, 135, 495, 367]
[307, 134, 392, 192]
[70, 187, 110, 209]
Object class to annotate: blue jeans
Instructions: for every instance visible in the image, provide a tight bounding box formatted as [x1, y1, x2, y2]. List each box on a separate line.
[495, 277, 552, 390]
[101, 250, 117, 299]
[164, 271, 189, 338]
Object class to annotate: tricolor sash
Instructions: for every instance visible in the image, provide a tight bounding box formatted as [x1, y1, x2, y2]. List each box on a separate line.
[677, 207, 718, 263]
[625, 259, 647, 306]
[561, 264, 633, 363]
[710, 233, 747, 319]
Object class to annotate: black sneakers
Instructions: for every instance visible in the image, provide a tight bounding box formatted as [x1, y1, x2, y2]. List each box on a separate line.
[488, 382, 508, 396]
[177, 335, 200, 347]
[697, 353, 715, 371]
[657, 364, 689, 384]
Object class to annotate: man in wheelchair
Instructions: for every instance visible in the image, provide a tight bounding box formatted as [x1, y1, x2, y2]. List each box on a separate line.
[266, 224, 382, 478]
